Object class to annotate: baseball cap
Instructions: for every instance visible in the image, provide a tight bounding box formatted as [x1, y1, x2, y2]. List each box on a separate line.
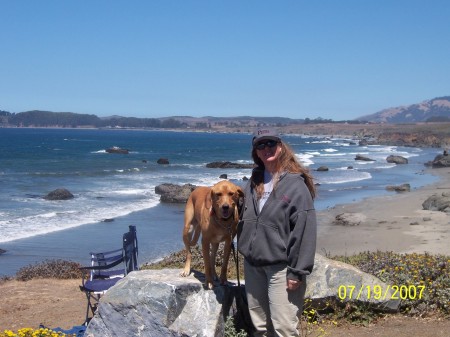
[252, 127, 281, 146]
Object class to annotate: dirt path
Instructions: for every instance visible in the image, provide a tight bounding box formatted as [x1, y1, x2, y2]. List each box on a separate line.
[0, 279, 86, 331]
[1, 278, 448, 336]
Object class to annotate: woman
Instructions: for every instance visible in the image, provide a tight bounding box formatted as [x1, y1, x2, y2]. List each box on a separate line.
[238, 128, 317, 337]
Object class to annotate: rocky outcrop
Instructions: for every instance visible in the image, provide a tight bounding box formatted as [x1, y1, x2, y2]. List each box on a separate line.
[333, 213, 366, 226]
[425, 152, 450, 168]
[386, 183, 411, 192]
[376, 132, 447, 148]
[206, 161, 254, 169]
[386, 155, 408, 164]
[316, 166, 329, 171]
[155, 183, 197, 203]
[157, 158, 170, 165]
[105, 146, 129, 154]
[43, 188, 74, 200]
[85, 255, 399, 337]
[84, 269, 244, 337]
[306, 254, 400, 311]
[422, 192, 450, 213]
[355, 154, 375, 161]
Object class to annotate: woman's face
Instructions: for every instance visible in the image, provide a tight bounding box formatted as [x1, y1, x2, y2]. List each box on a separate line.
[255, 139, 282, 169]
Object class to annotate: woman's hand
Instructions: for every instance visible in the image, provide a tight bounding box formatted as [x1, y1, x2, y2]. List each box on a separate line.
[286, 278, 301, 291]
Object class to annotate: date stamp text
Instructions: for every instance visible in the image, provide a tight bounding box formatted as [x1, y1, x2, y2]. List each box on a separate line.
[337, 285, 425, 300]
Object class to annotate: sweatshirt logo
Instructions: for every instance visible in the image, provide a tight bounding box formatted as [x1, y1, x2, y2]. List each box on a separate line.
[281, 195, 291, 203]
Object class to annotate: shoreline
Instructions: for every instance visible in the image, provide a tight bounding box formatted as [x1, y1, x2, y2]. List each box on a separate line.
[1, 169, 449, 333]
[316, 166, 450, 256]
[0, 128, 447, 277]
[1, 166, 449, 277]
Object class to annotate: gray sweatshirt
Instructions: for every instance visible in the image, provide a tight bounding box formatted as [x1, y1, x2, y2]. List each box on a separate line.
[237, 170, 317, 281]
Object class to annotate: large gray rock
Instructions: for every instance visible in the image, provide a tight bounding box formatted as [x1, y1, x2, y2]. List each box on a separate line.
[43, 188, 74, 200]
[386, 155, 408, 164]
[422, 192, 450, 213]
[105, 146, 129, 154]
[85, 269, 233, 337]
[85, 255, 399, 337]
[307, 255, 400, 312]
[355, 154, 375, 161]
[386, 183, 411, 192]
[206, 161, 254, 169]
[155, 183, 197, 203]
[427, 152, 450, 168]
[316, 166, 329, 172]
[333, 213, 366, 226]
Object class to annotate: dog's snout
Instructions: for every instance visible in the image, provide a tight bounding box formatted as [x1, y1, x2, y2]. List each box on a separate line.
[222, 204, 230, 210]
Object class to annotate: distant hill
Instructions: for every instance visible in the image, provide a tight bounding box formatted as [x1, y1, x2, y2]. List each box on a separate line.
[2, 96, 449, 128]
[356, 96, 450, 123]
[0, 110, 331, 129]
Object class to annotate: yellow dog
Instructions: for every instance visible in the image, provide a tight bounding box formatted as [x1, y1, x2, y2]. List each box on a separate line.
[180, 180, 244, 289]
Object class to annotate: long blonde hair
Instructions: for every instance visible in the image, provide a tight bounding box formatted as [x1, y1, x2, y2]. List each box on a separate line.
[251, 141, 316, 199]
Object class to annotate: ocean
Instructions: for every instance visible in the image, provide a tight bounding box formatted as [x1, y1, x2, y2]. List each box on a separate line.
[0, 128, 440, 276]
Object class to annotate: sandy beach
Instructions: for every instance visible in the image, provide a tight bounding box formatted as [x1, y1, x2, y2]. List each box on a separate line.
[1, 167, 449, 335]
[316, 166, 450, 257]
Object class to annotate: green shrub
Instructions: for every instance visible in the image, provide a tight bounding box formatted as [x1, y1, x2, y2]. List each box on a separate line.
[332, 251, 450, 316]
[15, 259, 83, 281]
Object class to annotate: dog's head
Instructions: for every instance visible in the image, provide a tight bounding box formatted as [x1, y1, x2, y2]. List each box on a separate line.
[210, 181, 244, 220]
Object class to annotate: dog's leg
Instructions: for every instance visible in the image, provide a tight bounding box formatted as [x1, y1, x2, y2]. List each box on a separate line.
[210, 242, 220, 281]
[181, 201, 197, 277]
[180, 223, 194, 277]
[201, 239, 214, 289]
[219, 238, 232, 285]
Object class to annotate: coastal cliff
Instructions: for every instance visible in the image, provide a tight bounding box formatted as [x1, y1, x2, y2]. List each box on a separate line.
[284, 122, 450, 148]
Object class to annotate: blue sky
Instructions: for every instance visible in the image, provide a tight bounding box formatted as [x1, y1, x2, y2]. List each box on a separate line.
[1, 1, 449, 120]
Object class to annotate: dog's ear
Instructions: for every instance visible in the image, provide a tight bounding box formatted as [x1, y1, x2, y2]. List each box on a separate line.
[235, 186, 245, 209]
[235, 187, 244, 201]
[233, 187, 245, 220]
[236, 187, 244, 198]
[205, 188, 213, 209]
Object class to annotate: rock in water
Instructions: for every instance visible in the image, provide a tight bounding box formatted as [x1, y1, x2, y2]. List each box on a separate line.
[44, 188, 74, 200]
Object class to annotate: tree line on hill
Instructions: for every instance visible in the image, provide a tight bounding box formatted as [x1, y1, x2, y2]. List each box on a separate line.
[0, 110, 185, 128]
[0, 109, 367, 129]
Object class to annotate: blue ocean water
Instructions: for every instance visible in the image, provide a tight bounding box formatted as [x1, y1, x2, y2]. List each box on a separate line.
[0, 128, 440, 276]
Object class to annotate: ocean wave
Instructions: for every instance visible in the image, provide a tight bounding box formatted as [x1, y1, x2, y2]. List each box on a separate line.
[308, 140, 332, 144]
[326, 185, 364, 192]
[0, 197, 161, 243]
[296, 153, 314, 166]
[373, 164, 397, 169]
[320, 153, 347, 157]
[305, 151, 321, 156]
[316, 171, 372, 184]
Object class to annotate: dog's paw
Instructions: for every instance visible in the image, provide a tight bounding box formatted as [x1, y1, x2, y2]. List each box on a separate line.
[180, 270, 190, 277]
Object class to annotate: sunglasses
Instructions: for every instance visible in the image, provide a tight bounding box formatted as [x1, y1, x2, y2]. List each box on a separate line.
[254, 140, 279, 150]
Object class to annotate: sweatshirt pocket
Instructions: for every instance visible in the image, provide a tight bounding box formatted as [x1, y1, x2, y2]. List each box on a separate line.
[251, 222, 287, 265]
